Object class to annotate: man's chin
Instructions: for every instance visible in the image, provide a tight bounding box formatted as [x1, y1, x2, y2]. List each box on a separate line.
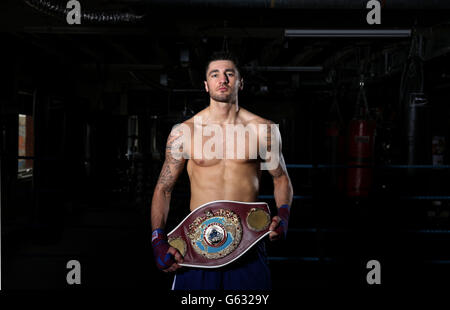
[211, 94, 232, 103]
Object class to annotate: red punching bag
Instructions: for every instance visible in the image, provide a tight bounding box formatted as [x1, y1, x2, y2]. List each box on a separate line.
[347, 76, 376, 198]
[347, 119, 376, 197]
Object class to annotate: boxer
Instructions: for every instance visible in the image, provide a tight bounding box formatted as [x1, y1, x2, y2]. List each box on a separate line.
[151, 51, 293, 289]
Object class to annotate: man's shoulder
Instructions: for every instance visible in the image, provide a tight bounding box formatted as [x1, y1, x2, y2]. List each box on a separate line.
[168, 110, 208, 139]
[239, 107, 273, 126]
[180, 108, 208, 126]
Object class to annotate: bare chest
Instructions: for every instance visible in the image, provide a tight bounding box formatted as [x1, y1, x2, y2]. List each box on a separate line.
[184, 131, 260, 166]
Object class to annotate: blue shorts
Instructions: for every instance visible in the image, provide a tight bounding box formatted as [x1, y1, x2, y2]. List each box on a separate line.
[172, 242, 271, 290]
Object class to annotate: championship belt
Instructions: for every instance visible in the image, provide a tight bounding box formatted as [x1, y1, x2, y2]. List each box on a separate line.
[167, 200, 271, 268]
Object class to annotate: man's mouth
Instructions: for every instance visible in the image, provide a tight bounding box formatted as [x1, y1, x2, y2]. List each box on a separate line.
[218, 87, 228, 91]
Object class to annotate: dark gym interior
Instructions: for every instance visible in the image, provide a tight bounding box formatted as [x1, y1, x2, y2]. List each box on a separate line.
[2, 0, 450, 291]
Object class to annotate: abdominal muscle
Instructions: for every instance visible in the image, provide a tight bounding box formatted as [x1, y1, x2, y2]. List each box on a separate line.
[187, 159, 261, 211]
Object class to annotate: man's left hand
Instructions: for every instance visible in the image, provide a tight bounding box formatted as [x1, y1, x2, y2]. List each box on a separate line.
[269, 216, 283, 241]
[268, 204, 290, 241]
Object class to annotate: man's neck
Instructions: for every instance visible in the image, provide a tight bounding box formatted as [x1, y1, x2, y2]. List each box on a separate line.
[207, 100, 240, 124]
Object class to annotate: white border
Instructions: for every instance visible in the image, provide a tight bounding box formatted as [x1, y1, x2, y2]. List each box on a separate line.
[0, 153, 2, 290]
[168, 200, 272, 269]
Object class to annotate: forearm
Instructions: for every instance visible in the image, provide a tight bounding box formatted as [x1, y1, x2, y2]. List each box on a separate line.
[151, 185, 172, 230]
[269, 174, 293, 240]
[273, 174, 293, 208]
[151, 185, 180, 271]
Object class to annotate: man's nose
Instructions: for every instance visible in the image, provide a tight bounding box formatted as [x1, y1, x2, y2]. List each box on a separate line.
[219, 73, 229, 84]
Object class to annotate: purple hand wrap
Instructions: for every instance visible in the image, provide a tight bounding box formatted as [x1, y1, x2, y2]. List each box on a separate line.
[151, 228, 175, 270]
[274, 204, 290, 239]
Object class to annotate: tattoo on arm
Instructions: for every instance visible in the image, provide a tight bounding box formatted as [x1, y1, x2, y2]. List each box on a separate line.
[263, 121, 286, 178]
[157, 125, 186, 193]
[270, 163, 285, 178]
[269, 154, 287, 178]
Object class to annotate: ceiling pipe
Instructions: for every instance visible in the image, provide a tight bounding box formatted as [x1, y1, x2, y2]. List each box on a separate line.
[243, 66, 323, 72]
[141, 0, 450, 9]
[285, 29, 412, 37]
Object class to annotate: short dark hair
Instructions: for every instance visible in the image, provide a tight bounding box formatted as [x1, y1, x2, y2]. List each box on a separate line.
[205, 51, 241, 78]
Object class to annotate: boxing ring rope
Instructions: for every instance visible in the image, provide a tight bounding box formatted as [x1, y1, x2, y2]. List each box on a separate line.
[259, 195, 450, 200]
[275, 163, 450, 200]
[262, 163, 450, 266]
[286, 164, 450, 169]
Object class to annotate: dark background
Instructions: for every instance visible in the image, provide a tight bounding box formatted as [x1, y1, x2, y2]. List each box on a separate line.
[1, 0, 450, 290]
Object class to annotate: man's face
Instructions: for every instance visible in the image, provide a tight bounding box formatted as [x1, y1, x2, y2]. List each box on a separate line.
[204, 60, 243, 103]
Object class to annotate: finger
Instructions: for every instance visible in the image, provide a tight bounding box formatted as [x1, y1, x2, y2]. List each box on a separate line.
[170, 263, 181, 272]
[269, 231, 280, 241]
[164, 262, 180, 273]
[168, 247, 184, 263]
[174, 252, 183, 263]
[269, 216, 280, 231]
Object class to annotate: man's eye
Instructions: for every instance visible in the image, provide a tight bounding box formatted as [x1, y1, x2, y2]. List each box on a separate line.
[211, 74, 217, 78]
[227, 73, 234, 77]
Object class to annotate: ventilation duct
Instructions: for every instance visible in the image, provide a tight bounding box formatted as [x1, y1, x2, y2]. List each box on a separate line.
[24, 0, 145, 23]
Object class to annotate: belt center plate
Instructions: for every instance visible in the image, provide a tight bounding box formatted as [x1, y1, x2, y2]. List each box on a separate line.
[188, 209, 242, 259]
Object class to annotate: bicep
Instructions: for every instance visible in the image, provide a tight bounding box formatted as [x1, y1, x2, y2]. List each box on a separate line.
[156, 126, 187, 193]
[260, 122, 287, 178]
[156, 158, 185, 193]
[268, 153, 288, 179]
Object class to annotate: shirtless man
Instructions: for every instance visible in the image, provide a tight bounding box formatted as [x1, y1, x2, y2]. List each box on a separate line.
[151, 52, 293, 290]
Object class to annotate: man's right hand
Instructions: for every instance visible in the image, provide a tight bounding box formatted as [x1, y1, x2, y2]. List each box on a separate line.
[151, 229, 184, 272]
